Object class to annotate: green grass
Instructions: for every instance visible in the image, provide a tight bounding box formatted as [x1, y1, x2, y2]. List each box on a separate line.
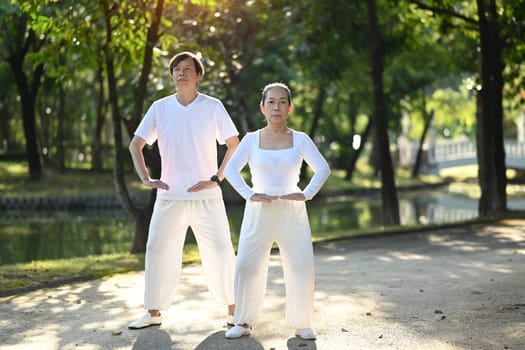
[0, 244, 202, 294]
[323, 166, 442, 192]
[0, 253, 144, 291]
[439, 165, 525, 198]
[0, 161, 143, 197]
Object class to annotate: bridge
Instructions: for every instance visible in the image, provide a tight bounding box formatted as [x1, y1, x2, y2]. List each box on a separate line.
[397, 136, 525, 174]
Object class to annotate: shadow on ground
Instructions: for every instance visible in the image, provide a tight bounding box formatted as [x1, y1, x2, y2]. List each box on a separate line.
[132, 327, 172, 350]
[194, 331, 264, 350]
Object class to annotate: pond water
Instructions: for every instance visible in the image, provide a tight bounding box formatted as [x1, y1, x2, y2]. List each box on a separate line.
[1, 190, 524, 265]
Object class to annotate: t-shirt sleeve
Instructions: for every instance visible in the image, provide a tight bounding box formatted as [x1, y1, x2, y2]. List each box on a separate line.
[224, 133, 256, 200]
[299, 133, 331, 200]
[215, 101, 239, 145]
[134, 102, 158, 145]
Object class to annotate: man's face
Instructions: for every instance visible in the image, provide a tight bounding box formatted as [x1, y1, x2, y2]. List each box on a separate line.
[172, 57, 201, 89]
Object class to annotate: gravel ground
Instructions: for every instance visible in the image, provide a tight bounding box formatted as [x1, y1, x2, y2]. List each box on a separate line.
[0, 219, 524, 350]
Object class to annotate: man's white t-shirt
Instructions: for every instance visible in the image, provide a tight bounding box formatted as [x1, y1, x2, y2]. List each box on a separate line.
[135, 93, 238, 200]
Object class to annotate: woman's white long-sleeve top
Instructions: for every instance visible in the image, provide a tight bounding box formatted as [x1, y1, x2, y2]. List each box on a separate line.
[224, 129, 331, 201]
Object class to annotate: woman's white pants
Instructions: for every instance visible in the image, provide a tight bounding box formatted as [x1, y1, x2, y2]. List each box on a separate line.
[143, 199, 236, 310]
[233, 191, 315, 329]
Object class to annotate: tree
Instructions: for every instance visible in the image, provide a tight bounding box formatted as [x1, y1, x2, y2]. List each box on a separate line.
[475, 0, 506, 216]
[0, 61, 20, 152]
[1, 2, 46, 179]
[366, 0, 400, 225]
[412, 107, 434, 177]
[165, 0, 297, 135]
[101, 0, 165, 253]
[409, 0, 521, 216]
[285, 0, 371, 182]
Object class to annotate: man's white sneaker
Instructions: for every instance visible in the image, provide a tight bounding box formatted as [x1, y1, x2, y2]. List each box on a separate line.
[225, 325, 251, 338]
[295, 328, 317, 340]
[128, 313, 162, 329]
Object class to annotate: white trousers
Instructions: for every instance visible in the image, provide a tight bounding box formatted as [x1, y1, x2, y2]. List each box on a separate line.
[143, 199, 236, 310]
[233, 186, 315, 329]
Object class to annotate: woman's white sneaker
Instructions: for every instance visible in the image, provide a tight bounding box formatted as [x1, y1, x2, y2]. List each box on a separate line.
[225, 325, 251, 338]
[295, 328, 316, 340]
[226, 314, 234, 327]
[128, 312, 162, 329]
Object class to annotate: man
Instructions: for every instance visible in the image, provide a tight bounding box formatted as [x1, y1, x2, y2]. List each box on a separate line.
[128, 51, 238, 329]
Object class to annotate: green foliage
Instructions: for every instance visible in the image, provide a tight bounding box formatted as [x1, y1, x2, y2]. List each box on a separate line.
[429, 82, 477, 139]
[1, 0, 524, 177]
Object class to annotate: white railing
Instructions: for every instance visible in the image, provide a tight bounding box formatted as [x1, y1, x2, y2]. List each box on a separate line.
[505, 140, 525, 157]
[397, 137, 525, 171]
[429, 139, 476, 164]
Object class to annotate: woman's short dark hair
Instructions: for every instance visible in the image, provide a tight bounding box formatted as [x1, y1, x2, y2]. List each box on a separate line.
[260, 82, 292, 105]
[169, 51, 205, 77]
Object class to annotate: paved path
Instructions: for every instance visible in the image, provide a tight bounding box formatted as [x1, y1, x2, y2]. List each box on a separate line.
[1, 220, 524, 350]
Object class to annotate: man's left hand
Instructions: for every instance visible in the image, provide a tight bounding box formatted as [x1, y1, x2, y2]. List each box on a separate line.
[187, 180, 217, 192]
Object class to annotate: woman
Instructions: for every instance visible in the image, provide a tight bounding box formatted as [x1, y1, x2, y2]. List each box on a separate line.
[224, 82, 330, 340]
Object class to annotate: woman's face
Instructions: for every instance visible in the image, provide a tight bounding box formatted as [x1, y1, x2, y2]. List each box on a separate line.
[260, 87, 293, 126]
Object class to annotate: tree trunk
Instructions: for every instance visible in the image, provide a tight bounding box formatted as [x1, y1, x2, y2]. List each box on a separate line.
[301, 86, 327, 179]
[0, 105, 10, 150]
[345, 117, 373, 181]
[131, 192, 156, 253]
[308, 86, 326, 139]
[227, 82, 253, 135]
[57, 80, 66, 172]
[411, 109, 434, 178]
[91, 64, 105, 172]
[476, 0, 507, 217]
[10, 62, 44, 180]
[217, 42, 254, 136]
[104, 0, 165, 253]
[7, 21, 44, 180]
[21, 91, 42, 180]
[127, 0, 164, 136]
[366, 0, 400, 225]
[103, 8, 135, 216]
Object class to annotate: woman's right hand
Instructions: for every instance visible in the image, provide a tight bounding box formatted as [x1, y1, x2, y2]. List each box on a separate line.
[250, 193, 279, 202]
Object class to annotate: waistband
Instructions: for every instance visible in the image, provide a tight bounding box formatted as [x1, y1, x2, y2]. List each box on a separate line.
[252, 184, 301, 196]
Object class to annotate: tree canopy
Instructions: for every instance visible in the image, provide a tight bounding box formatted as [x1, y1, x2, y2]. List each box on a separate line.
[1, 0, 524, 243]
